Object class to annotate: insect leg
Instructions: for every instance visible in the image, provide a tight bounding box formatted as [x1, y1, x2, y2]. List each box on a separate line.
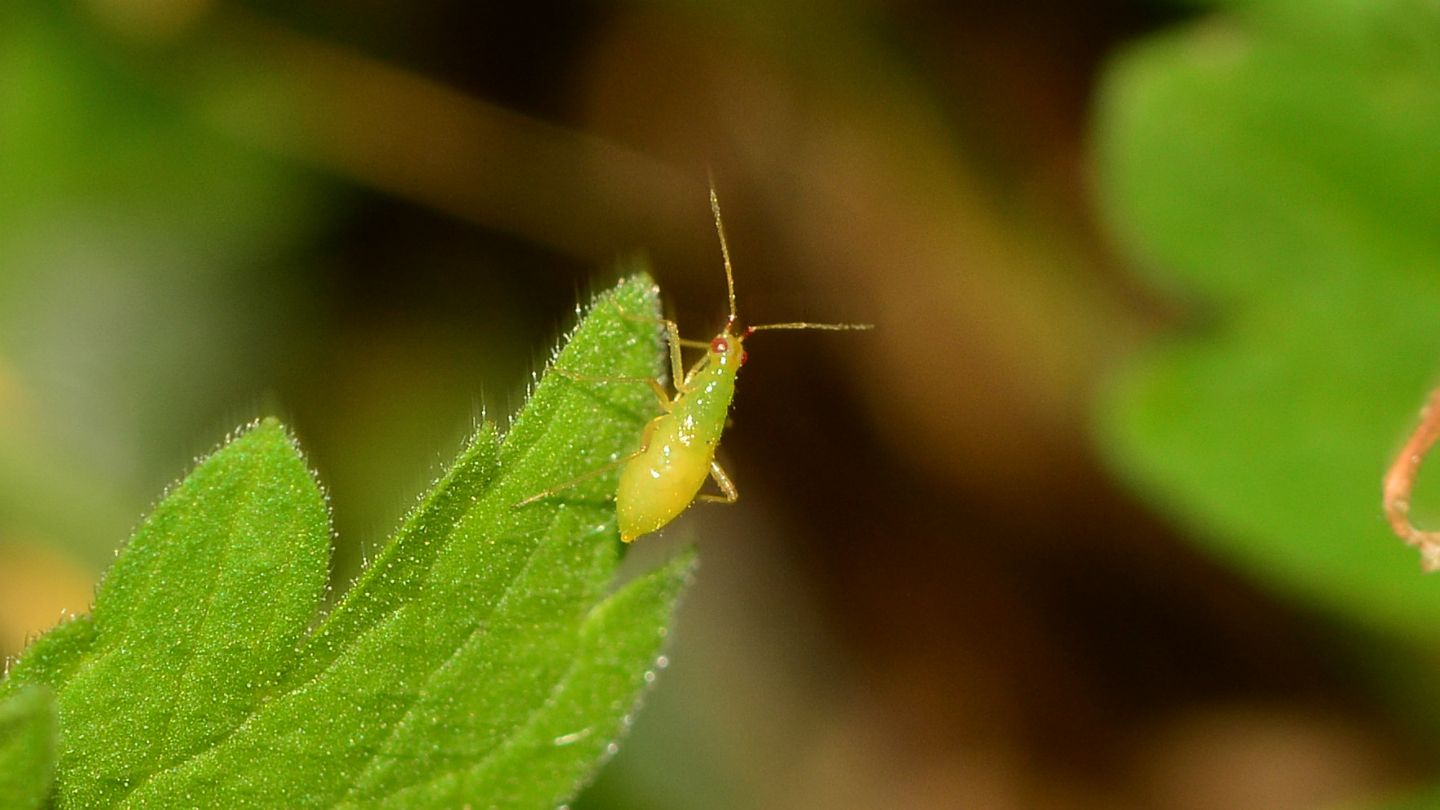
[662, 319, 689, 392]
[1384, 385, 1440, 571]
[680, 353, 713, 389]
[550, 368, 672, 411]
[616, 310, 703, 391]
[696, 459, 739, 505]
[514, 415, 665, 508]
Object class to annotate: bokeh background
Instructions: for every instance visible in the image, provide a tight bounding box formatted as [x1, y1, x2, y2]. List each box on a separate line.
[5, 0, 1440, 807]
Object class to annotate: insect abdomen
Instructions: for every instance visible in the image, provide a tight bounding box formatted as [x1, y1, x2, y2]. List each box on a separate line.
[615, 355, 738, 541]
[616, 422, 714, 541]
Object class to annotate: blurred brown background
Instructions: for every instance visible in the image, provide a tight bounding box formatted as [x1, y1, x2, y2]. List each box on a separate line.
[1, 1, 1432, 808]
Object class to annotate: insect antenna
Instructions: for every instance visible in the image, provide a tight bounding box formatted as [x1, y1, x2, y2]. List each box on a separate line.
[708, 177, 873, 337]
[709, 184, 739, 329]
[744, 322, 875, 334]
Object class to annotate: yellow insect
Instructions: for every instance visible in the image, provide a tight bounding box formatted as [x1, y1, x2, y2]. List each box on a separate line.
[517, 188, 872, 542]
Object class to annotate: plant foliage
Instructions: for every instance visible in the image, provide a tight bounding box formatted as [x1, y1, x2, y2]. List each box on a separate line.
[1094, 0, 1440, 639]
[0, 686, 56, 809]
[0, 269, 692, 808]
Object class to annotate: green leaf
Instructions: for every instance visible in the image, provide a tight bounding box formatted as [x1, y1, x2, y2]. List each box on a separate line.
[1094, 0, 1440, 639]
[0, 686, 57, 809]
[2, 417, 332, 807]
[1, 269, 692, 807]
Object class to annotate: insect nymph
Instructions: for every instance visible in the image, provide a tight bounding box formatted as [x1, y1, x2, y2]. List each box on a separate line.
[518, 189, 872, 542]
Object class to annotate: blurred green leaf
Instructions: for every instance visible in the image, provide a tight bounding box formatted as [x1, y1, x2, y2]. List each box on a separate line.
[0, 686, 57, 809]
[1368, 785, 1440, 810]
[0, 4, 328, 562]
[1, 271, 692, 807]
[1094, 0, 1440, 639]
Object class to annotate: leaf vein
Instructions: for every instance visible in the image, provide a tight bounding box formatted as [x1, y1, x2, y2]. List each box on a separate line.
[334, 511, 567, 804]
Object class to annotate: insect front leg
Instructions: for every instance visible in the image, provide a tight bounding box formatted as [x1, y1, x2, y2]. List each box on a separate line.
[659, 318, 691, 393]
[616, 310, 704, 393]
[696, 459, 739, 505]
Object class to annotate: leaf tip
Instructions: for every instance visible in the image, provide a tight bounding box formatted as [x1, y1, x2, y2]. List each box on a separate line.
[249, 415, 293, 441]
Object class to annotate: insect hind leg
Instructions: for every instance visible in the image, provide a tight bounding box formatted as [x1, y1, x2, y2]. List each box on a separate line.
[696, 460, 739, 505]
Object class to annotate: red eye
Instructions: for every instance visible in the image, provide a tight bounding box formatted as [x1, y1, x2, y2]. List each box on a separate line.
[739, 350, 748, 366]
[710, 337, 728, 354]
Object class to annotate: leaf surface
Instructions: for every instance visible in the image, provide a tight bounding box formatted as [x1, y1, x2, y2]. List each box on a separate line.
[1094, 0, 1440, 638]
[1, 269, 691, 807]
[0, 686, 57, 810]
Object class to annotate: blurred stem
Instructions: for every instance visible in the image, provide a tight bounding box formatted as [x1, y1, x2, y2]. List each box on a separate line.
[91, 1, 698, 261]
